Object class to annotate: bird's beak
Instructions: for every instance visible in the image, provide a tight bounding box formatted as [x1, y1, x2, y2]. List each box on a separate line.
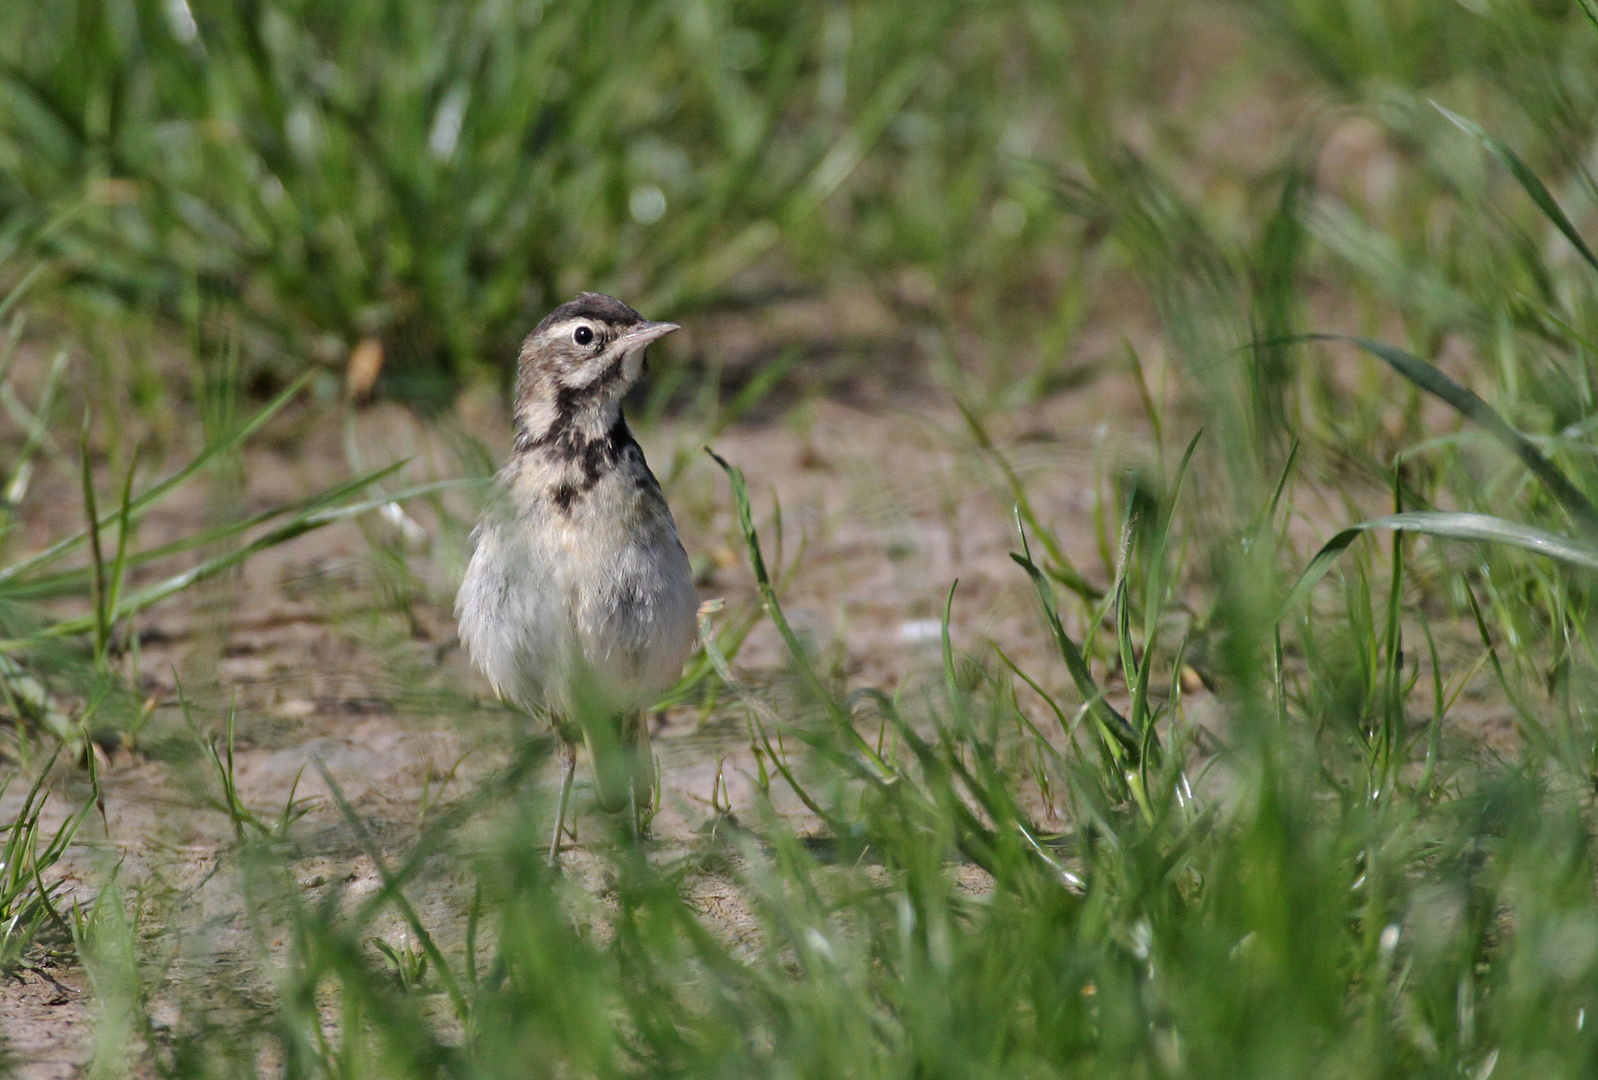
[618, 320, 680, 349]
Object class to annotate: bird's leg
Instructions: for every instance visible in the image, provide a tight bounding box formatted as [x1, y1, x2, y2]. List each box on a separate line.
[548, 740, 577, 866]
[627, 711, 656, 839]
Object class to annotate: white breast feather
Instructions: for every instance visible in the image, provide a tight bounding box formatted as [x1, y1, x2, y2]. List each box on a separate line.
[455, 474, 697, 717]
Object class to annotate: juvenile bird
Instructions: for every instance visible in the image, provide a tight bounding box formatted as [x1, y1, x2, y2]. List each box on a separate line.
[456, 293, 698, 862]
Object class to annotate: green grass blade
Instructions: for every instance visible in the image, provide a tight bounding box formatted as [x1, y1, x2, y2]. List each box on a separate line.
[104, 446, 141, 626]
[706, 446, 903, 787]
[0, 347, 69, 516]
[1578, 0, 1598, 36]
[0, 373, 313, 587]
[78, 421, 108, 662]
[1296, 334, 1598, 536]
[991, 642, 1075, 744]
[1009, 539, 1138, 759]
[1379, 469, 1406, 778]
[705, 448, 845, 724]
[940, 580, 962, 709]
[959, 400, 1101, 602]
[0, 478, 460, 650]
[697, 601, 841, 826]
[0, 259, 47, 327]
[312, 760, 469, 1024]
[1257, 437, 1299, 535]
[0, 461, 421, 604]
[1433, 101, 1598, 277]
[1279, 511, 1598, 621]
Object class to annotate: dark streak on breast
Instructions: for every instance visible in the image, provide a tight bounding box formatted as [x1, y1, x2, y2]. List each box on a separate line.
[536, 413, 652, 515]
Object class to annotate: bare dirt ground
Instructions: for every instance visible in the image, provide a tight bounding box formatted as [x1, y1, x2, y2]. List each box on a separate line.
[0, 325, 1515, 1074]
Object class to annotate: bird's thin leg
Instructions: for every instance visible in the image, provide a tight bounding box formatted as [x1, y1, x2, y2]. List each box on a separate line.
[549, 740, 577, 866]
[628, 711, 655, 840]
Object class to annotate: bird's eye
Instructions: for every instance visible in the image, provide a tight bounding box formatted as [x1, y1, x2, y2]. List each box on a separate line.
[573, 325, 594, 346]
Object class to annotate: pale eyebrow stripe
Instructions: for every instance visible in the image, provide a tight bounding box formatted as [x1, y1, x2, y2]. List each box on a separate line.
[550, 318, 614, 346]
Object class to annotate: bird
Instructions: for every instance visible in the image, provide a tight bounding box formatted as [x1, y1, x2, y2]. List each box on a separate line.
[455, 293, 699, 863]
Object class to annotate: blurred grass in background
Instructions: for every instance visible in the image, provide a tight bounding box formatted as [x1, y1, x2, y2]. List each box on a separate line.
[0, 0, 1593, 410]
[5, 0, 1598, 1076]
[0, 0, 1097, 405]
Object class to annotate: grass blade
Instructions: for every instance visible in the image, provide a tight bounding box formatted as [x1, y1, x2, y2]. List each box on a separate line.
[78, 421, 108, 662]
[1433, 101, 1598, 277]
[959, 400, 1101, 602]
[0, 478, 461, 651]
[1295, 334, 1598, 536]
[1279, 510, 1598, 620]
[313, 760, 469, 1024]
[1579, 0, 1598, 36]
[104, 446, 141, 630]
[0, 461, 423, 603]
[1009, 528, 1139, 760]
[705, 448, 847, 725]
[0, 373, 313, 587]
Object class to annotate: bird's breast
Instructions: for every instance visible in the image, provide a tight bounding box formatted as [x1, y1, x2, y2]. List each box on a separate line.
[461, 449, 697, 714]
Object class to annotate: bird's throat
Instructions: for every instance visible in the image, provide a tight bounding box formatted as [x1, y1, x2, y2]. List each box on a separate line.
[515, 383, 622, 457]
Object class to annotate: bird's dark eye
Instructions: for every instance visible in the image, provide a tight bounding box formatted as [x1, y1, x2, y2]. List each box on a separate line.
[573, 325, 594, 346]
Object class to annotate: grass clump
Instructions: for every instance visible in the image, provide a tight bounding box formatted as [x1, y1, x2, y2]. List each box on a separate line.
[0, 751, 89, 973]
[0, 0, 1079, 404]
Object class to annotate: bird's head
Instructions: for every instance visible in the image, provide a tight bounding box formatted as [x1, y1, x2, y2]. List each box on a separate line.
[513, 293, 678, 446]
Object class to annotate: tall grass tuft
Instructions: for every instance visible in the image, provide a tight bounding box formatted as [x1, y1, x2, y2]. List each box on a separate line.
[0, 0, 1084, 403]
